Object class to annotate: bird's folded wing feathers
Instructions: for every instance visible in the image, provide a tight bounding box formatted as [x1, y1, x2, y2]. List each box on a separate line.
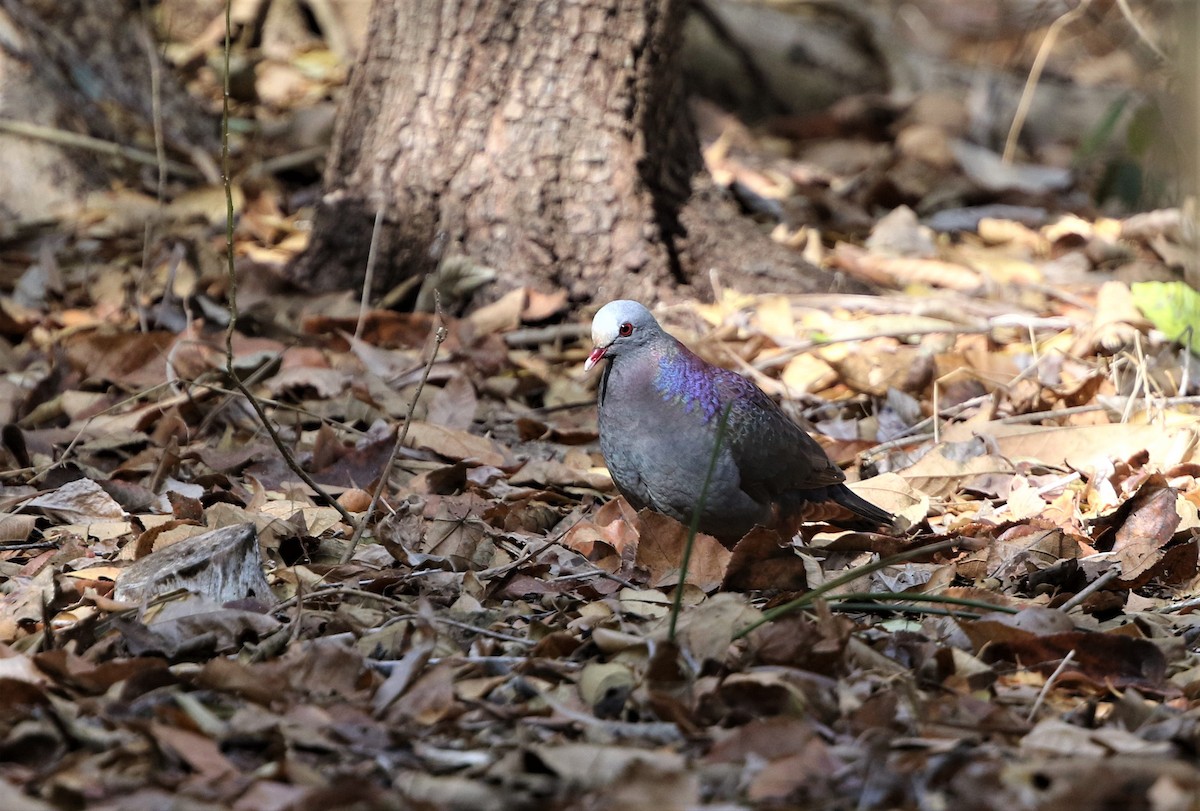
[727, 385, 847, 498]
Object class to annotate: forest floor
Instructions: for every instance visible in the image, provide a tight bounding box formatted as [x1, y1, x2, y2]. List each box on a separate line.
[1, 4, 1199, 810]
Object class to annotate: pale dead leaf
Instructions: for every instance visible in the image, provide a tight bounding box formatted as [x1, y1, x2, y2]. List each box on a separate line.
[781, 353, 837, 393]
[953, 140, 1071, 194]
[425, 374, 478, 430]
[0, 513, 39, 541]
[661, 592, 760, 664]
[264, 366, 350, 399]
[404, 421, 509, 467]
[829, 243, 981, 290]
[0, 651, 46, 684]
[420, 502, 500, 571]
[577, 661, 635, 711]
[751, 295, 797, 339]
[515, 743, 687, 788]
[522, 288, 569, 322]
[865, 205, 936, 258]
[165, 184, 244, 225]
[847, 472, 928, 523]
[27, 478, 125, 523]
[467, 287, 525, 335]
[617, 588, 671, 619]
[898, 449, 1015, 500]
[939, 421, 1200, 471]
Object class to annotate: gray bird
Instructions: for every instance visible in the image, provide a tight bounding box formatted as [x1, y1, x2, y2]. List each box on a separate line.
[585, 300, 893, 545]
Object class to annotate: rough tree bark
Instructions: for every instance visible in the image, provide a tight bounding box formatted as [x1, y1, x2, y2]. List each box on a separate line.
[293, 0, 856, 306]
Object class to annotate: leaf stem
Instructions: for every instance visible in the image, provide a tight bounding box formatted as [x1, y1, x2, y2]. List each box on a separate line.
[732, 537, 962, 639]
[668, 402, 732, 642]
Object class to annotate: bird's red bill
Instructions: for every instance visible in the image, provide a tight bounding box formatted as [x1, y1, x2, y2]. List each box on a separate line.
[584, 346, 607, 371]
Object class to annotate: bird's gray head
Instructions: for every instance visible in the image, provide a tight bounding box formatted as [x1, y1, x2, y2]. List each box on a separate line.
[584, 300, 663, 371]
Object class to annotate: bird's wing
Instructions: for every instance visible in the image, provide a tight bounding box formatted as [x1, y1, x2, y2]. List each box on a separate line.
[714, 370, 847, 500]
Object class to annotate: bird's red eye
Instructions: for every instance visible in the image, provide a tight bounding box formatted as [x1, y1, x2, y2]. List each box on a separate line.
[618, 322, 634, 337]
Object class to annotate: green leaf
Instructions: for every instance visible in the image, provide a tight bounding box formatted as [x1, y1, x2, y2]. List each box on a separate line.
[1131, 281, 1200, 355]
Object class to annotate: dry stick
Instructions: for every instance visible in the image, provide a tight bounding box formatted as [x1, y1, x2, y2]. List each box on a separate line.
[1113, 0, 1168, 62]
[218, 3, 355, 529]
[504, 322, 590, 348]
[354, 206, 386, 340]
[1058, 568, 1120, 612]
[1003, 0, 1092, 164]
[1121, 333, 1147, 424]
[1026, 649, 1076, 723]
[995, 395, 1200, 425]
[340, 316, 447, 563]
[135, 4, 168, 336]
[1155, 595, 1200, 614]
[933, 377, 941, 444]
[668, 402, 733, 643]
[0, 117, 200, 179]
[279, 584, 534, 646]
[0, 541, 57, 551]
[252, 145, 329, 177]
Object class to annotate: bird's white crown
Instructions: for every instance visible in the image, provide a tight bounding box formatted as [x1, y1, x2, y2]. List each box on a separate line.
[591, 299, 652, 347]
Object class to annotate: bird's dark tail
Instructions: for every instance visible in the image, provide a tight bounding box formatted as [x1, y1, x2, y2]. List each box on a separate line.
[828, 483, 895, 528]
[780, 483, 896, 531]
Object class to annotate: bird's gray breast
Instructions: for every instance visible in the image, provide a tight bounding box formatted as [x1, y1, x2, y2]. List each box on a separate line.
[597, 364, 768, 529]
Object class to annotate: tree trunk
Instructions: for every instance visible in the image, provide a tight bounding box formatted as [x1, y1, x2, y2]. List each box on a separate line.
[293, 0, 853, 306]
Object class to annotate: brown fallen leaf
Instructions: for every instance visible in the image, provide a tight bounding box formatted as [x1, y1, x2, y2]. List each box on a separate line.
[960, 621, 1169, 692]
[1110, 482, 1181, 581]
[403, 421, 510, 467]
[149, 722, 236, 781]
[425, 373, 478, 430]
[27, 478, 125, 523]
[388, 662, 460, 725]
[635, 510, 731, 592]
[722, 527, 807, 592]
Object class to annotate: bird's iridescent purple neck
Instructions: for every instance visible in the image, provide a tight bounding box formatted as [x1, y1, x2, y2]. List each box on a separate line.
[653, 343, 723, 421]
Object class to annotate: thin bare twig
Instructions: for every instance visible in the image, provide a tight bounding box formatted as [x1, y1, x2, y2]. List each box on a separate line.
[252, 145, 329, 177]
[504, 323, 590, 347]
[354, 205, 385, 340]
[279, 585, 535, 646]
[825, 591, 1019, 616]
[1059, 568, 1120, 612]
[1113, 0, 1167, 62]
[0, 117, 200, 179]
[1027, 649, 1076, 722]
[219, 3, 355, 528]
[1003, 0, 1092, 163]
[341, 304, 447, 563]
